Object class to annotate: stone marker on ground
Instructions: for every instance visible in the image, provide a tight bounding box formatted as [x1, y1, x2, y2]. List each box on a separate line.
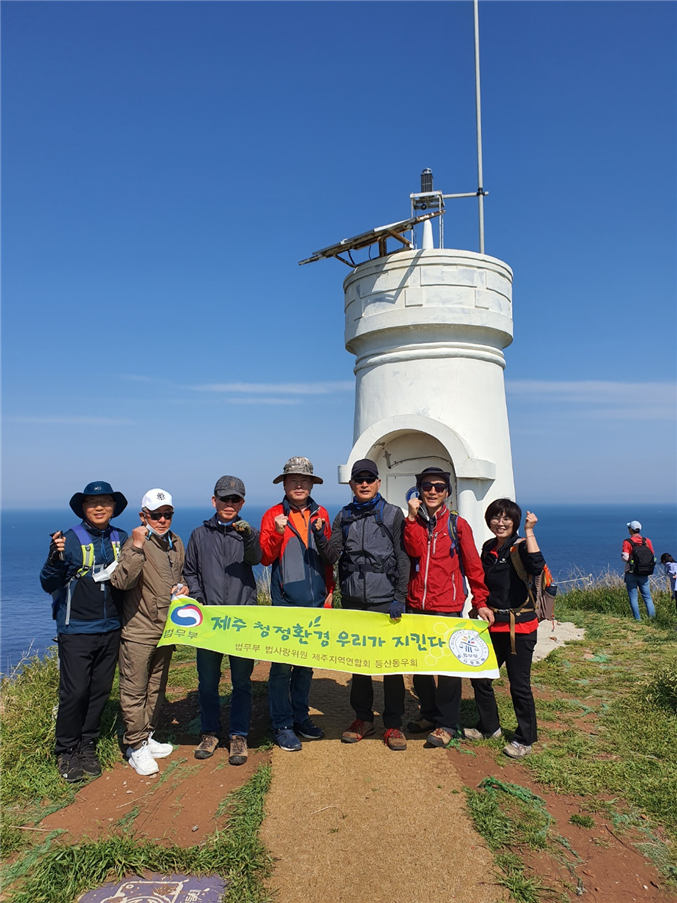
[78, 875, 226, 903]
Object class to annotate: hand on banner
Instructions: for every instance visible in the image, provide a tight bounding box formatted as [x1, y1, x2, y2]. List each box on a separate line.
[475, 606, 495, 625]
[389, 600, 405, 621]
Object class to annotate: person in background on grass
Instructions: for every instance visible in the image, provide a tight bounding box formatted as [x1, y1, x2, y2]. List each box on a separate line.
[183, 476, 261, 766]
[260, 456, 334, 752]
[468, 499, 545, 759]
[403, 467, 492, 749]
[622, 520, 656, 621]
[317, 459, 411, 751]
[660, 553, 677, 611]
[111, 489, 186, 776]
[40, 481, 129, 783]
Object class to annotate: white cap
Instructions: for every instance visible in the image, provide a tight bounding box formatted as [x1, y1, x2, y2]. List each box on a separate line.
[627, 520, 642, 531]
[142, 488, 174, 510]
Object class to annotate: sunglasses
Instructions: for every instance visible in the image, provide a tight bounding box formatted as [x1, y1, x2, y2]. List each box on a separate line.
[146, 510, 174, 521]
[421, 482, 447, 493]
[218, 496, 243, 505]
[353, 476, 377, 485]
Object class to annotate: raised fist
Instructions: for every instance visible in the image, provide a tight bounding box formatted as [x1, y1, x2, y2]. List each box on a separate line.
[132, 526, 148, 549]
[274, 514, 288, 535]
[407, 497, 422, 520]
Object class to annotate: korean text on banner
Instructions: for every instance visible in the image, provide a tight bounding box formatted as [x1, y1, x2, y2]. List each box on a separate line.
[158, 599, 499, 678]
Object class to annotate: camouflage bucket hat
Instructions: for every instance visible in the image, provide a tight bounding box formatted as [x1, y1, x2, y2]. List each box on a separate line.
[273, 456, 323, 485]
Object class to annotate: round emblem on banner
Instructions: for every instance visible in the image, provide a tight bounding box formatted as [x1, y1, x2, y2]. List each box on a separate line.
[448, 629, 489, 666]
[170, 604, 203, 628]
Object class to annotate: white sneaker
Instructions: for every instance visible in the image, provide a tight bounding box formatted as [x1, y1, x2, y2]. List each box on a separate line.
[127, 743, 159, 776]
[147, 734, 174, 758]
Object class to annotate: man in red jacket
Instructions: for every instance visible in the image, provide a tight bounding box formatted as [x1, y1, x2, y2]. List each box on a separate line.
[260, 456, 334, 752]
[404, 467, 493, 748]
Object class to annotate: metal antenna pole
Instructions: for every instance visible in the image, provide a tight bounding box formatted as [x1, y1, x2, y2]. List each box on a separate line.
[473, 0, 485, 254]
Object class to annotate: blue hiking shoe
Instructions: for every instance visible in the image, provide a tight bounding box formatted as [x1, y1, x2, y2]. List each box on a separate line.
[274, 728, 302, 752]
[294, 720, 325, 741]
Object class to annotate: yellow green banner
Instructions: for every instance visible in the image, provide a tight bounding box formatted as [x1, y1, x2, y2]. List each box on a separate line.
[158, 599, 499, 678]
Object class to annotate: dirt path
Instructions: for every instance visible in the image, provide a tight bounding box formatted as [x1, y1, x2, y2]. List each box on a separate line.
[261, 669, 505, 903]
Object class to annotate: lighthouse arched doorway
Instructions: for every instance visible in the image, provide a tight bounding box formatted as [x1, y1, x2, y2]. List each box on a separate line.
[366, 431, 457, 512]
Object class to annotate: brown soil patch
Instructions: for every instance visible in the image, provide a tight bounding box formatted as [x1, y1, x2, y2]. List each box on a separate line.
[39, 747, 271, 847]
[451, 737, 676, 901]
[39, 661, 273, 847]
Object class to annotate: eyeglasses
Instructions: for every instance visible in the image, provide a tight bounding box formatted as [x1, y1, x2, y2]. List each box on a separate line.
[421, 482, 447, 493]
[146, 510, 174, 521]
[354, 476, 377, 485]
[490, 516, 513, 524]
[218, 496, 243, 505]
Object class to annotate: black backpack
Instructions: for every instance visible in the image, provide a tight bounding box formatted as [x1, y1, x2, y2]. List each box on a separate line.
[628, 537, 655, 576]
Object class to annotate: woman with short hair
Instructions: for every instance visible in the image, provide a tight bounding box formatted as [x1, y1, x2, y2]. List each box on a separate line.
[467, 498, 545, 759]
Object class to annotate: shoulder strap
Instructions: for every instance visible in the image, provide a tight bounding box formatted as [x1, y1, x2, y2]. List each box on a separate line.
[509, 539, 531, 586]
[71, 524, 95, 576]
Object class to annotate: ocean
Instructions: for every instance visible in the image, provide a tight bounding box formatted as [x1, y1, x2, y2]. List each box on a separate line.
[2, 503, 675, 674]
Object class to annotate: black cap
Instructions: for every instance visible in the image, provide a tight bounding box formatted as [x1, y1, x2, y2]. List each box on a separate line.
[214, 475, 246, 500]
[415, 467, 451, 491]
[351, 458, 379, 480]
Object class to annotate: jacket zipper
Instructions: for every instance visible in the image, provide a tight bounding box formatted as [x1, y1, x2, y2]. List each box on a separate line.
[361, 518, 367, 606]
[421, 531, 432, 610]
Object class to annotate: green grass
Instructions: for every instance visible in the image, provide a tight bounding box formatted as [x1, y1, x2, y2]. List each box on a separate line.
[3, 765, 272, 903]
[0, 650, 123, 857]
[463, 582, 677, 899]
[464, 779, 558, 902]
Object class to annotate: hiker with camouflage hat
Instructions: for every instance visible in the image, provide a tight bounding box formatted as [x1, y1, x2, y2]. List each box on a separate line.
[260, 456, 334, 752]
[183, 476, 262, 766]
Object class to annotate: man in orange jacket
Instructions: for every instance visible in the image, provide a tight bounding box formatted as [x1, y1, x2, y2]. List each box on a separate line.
[260, 456, 334, 752]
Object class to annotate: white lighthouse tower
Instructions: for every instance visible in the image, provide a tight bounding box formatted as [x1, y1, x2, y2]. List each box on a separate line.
[337, 222, 514, 545]
[300, 174, 515, 545]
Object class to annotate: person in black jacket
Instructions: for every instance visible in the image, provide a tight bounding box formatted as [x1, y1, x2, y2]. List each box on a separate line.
[183, 476, 262, 765]
[40, 481, 129, 783]
[466, 498, 545, 759]
[317, 459, 411, 751]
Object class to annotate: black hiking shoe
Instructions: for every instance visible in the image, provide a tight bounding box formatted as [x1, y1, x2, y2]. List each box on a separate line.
[78, 742, 102, 777]
[57, 750, 84, 783]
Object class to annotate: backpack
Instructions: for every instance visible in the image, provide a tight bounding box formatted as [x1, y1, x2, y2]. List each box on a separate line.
[51, 524, 122, 625]
[509, 540, 558, 623]
[627, 537, 655, 576]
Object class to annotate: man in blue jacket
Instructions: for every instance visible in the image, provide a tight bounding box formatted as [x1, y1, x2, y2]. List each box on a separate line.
[40, 481, 128, 782]
[183, 476, 262, 766]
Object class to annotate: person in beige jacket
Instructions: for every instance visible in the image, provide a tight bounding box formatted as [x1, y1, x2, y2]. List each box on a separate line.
[111, 488, 187, 776]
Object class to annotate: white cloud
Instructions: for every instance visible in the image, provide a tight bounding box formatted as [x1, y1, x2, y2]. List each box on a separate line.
[194, 381, 354, 395]
[7, 416, 134, 425]
[506, 380, 676, 421]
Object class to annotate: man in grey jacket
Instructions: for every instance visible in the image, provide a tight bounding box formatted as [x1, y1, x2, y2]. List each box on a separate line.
[112, 488, 186, 776]
[183, 476, 262, 765]
[316, 459, 411, 751]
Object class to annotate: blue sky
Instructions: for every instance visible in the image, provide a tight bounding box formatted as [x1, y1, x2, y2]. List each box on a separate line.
[2, 1, 675, 509]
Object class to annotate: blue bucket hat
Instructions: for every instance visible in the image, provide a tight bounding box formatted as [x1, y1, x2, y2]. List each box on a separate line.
[69, 481, 128, 520]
